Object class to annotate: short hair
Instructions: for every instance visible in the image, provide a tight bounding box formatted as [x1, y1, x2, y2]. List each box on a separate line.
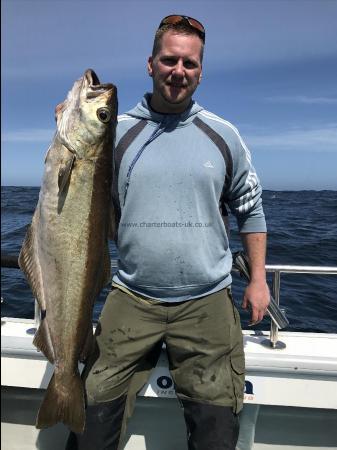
[152, 23, 204, 63]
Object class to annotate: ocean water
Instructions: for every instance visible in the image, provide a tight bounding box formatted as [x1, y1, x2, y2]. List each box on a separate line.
[1, 186, 337, 333]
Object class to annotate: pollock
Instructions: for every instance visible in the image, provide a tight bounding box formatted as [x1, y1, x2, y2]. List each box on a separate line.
[19, 69, 117, 433]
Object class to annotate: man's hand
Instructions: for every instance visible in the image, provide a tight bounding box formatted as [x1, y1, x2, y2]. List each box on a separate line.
[242, 279, 270, 325]
[240, 232, 270, 325]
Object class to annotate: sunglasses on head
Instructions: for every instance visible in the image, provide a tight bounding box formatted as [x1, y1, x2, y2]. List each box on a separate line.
[158, 15, 205, 43]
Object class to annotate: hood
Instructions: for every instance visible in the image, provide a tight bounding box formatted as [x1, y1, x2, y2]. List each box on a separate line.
[125, 93, 204, 127]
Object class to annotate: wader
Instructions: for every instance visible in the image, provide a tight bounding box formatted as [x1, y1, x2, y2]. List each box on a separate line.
[65, 287, 245, 450]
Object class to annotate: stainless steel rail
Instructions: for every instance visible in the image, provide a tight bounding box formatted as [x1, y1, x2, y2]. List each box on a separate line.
[262, 264, 337, 349]
[233, 252, 289, 330]
[265, 265, 337, 275]
[2, 253, 336, 350]
[30, 262, 336, 349]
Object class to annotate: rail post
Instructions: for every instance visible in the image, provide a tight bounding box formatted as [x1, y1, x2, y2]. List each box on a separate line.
[261, 269, 286, 349]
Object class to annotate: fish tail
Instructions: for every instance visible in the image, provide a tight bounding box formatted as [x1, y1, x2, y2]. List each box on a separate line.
[36, 372, 86, 434]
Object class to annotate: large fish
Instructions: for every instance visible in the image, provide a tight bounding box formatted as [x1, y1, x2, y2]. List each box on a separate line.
[18, 69, 117, 433]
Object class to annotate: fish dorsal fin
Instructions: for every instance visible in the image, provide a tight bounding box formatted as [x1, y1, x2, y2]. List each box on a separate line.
[58, 154, 75, 195]
[78, 246, 110, 363]
[19, 224, 46, 311]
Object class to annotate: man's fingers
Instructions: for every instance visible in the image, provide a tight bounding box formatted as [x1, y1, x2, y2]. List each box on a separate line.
[249, 308, 259, 326]
[249, 307, 267, 326]
[243, 281, 270, 324]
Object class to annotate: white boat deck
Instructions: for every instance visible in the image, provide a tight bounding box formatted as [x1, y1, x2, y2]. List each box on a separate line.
[2, 318, 337, 407]
[2, 317, 337, 449]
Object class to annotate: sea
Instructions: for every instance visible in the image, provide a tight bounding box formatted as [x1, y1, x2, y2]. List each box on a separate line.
[1, 186, 337, 333]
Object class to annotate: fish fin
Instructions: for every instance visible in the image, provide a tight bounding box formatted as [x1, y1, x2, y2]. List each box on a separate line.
[58, 154, 75, 194]
[33, 319, 55, 363]
[79, 245, 110, 362]
[44, 143, 53, 163]
[18, 224, 46, 311]
[79, 325, 94, 362]
[36, 371, 85, 434]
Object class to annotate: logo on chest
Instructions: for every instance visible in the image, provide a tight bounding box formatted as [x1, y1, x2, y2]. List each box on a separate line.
[203, 160, 214, 169]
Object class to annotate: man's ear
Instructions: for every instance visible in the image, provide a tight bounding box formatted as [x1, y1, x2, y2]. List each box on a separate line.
[147, 56, 153, 77]
[198, 67, 203, 84]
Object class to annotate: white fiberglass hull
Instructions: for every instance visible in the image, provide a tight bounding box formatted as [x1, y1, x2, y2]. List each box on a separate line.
[2, 318, 337, 449]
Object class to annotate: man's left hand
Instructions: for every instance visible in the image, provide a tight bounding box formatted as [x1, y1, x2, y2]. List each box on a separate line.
[242, 280, 270, 325]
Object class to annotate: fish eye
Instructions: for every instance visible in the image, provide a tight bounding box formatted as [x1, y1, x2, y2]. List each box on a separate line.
[97, 107, 111, 123]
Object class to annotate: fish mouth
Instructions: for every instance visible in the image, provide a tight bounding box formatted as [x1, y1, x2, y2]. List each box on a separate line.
[85, 68, 101, 86]
[84, 68, 116, 99]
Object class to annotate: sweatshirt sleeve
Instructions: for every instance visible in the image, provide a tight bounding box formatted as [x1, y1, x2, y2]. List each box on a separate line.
[224, 126, 267, 233]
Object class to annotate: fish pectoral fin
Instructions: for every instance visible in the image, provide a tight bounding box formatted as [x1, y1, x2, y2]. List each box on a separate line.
[18, 224, 46, 311]
[58, 154, 75, 194]
[36, 371, 85, 433]
[33, 319, 55, 363]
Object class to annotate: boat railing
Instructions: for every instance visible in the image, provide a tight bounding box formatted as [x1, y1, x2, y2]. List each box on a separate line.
[261, 264, 337, 348]
[2, 253, 337, 350]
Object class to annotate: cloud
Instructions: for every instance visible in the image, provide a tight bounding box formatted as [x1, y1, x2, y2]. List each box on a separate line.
[2, 129, 54, 143]
[265, 96, 337, 105]
[242, 124, 337, 153]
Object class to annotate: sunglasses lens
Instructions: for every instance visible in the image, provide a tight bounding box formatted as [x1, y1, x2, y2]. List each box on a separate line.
[162, 15, 184, 25]
[187, 18, 204, 34]
[159, 15, 205, 40]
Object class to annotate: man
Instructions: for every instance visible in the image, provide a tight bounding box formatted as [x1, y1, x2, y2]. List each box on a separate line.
[67, 14, 270, 450]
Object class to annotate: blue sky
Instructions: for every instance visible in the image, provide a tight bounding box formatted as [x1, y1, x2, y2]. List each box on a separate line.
[2, 0, 337, 190]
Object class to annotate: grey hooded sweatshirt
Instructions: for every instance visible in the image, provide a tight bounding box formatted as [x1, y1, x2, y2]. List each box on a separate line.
[112, 94, 266, 301]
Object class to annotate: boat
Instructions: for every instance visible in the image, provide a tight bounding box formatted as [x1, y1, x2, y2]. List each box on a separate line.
[1, 256, 337, 449]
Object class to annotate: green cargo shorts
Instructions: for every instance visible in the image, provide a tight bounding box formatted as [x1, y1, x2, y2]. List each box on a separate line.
[83, 286, 245, 415]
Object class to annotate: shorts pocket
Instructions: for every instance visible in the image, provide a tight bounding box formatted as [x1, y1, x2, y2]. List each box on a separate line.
[230, 355, 245, 414]
[230, 324, 245, 414]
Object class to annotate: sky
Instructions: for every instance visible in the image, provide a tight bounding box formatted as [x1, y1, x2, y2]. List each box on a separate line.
[2, 0, 337, 190]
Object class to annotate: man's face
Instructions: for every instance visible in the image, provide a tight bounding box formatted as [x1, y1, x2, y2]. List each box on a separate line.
[148, 31, 203, 114]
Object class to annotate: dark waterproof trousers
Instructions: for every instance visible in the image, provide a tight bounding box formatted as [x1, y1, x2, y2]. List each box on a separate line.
[66, 287, 244, 450]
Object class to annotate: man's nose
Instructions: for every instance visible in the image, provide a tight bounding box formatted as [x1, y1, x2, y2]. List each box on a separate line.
[172, 60, 184, 77]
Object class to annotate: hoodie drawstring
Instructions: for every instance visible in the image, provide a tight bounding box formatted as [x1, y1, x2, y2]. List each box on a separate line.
[123, 119, 169, 206]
